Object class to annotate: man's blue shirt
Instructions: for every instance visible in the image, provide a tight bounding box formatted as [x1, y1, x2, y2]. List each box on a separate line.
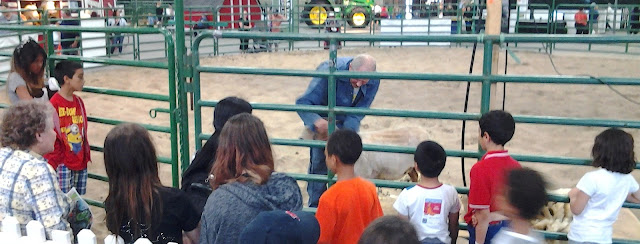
[295, 57, 380, 132]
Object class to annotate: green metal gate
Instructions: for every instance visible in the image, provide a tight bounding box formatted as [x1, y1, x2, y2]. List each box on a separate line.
[0, 24, 184, 208]
[189, 31, 640, 243]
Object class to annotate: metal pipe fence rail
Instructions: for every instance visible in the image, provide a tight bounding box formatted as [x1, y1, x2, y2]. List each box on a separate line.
[199, 2, 640, 55]
[0, 9, 172, 83]
[191, 31, 640, 243]
[0, 25, 182, 209]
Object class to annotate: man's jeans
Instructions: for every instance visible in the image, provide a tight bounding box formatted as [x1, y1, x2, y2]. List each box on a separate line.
[111, 35, 124, 54]
[307, 146, 327, 207]
[467, 220, 508, 244]
[421, 237, 445, 244]
[568, 241, 599, 244]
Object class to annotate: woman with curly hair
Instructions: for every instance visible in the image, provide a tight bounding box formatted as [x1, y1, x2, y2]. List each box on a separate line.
[0, 100, 70, 237]
[200, 113, 303, 244]
[6, 39, 51, 103]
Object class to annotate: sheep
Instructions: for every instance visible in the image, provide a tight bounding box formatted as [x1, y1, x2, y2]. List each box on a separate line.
[531, 188, 572, 233]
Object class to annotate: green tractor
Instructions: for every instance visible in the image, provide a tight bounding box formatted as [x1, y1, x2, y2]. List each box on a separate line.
[302, 0, 374, 28]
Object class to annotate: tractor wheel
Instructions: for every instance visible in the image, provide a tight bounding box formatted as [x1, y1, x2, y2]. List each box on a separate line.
[347, 7, 370, 28]
[302, 0, 330, 27]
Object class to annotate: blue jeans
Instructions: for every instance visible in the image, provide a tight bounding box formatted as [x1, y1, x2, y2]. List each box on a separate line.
[421, 237, 445, 244]
[110, 35, 124, 54]
[307, 146, 327, 207]
[568, 241, 599, 244]
[467, 221, 508, 244]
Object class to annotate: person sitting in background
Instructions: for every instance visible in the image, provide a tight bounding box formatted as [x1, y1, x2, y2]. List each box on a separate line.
[0, 101, 71, 238]
[20, 4, 40, 26]
[268, 11, 284, 51]
[574, 8, 588, 34]
[193, 14, 210, 37]
[147, 13, 156, 27]
[0, 3, 19, 35]
[324, 11, 341, 50]
[59, 10, 81, 55]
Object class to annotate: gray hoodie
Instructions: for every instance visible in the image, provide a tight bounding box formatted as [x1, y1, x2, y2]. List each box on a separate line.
[199, 172, 303, 244]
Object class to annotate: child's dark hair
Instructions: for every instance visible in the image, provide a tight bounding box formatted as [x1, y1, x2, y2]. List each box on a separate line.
[54, 60, 83, 86]
[592, 128, 636, 174]
[414, 140, 446, 178]
[326, 129, 362, 165]
[358, 215, 420, 244]
[213, 97, 252, 131]
[479, 110, 515, 146]
[506, 168, 547, 220]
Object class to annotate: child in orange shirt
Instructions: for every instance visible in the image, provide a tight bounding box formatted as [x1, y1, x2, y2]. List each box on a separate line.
[316, 129, 383, 244]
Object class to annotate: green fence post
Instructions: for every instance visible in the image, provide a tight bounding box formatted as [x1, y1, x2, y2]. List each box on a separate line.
[515, 5, 519, 47]
[481, 37, 492, 114]
[612, 1, 617, 35]
[193, 38, 203, 151]
[459, 7, 464, 38]
[400, 14, 404, 46]
[163, 31, 180, 188]
[326, 38, 338, 186]
[45, 12, 55, 77]
[175, 0, 192, 175]
[289, 2, 295, 51]
[428, 8, 431, 45]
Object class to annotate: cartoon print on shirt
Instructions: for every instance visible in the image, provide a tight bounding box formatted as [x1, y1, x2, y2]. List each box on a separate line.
[64, 124, 83, 154]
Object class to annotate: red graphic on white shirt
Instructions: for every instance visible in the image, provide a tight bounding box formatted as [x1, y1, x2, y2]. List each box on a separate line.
[424, 199, 442, 216]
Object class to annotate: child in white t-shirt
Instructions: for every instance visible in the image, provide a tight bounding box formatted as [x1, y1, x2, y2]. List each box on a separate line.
[568, 128, 640, 243]
[393, 141, 460, 244]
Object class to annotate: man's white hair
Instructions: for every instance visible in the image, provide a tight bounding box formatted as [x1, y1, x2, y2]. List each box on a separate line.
[350, 54, 376, 72]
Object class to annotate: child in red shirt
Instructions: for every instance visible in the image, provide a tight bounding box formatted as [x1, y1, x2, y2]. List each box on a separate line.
[465, 110, 521, 244]
[316, 129, 383, 244]
[45, 61, 90, 195]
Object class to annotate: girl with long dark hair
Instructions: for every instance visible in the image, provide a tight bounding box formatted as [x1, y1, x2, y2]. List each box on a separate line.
[104, 123, 200, 244]
[6, 39, 50, 103]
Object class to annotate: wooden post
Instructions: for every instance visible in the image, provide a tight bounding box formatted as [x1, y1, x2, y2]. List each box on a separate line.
[485, 0, 502, 110]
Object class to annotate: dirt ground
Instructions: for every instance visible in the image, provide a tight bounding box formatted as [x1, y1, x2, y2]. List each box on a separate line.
[3, 46, 639, 243]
